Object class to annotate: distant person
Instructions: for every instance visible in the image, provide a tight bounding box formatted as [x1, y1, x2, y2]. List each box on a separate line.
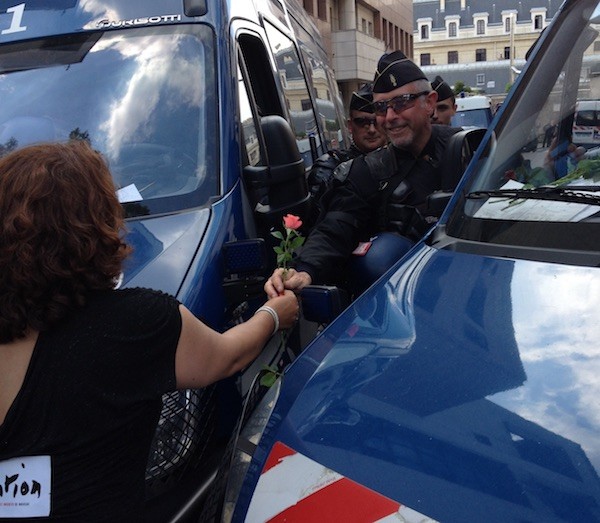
[543, 120, 557, 147]
[431, 75, 457, 125]
[0, 140, 299, 521]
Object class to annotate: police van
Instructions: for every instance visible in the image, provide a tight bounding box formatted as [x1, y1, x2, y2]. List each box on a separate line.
[451, 94, 494, 129]
[225, 1, 600, 522]
[0, 0, 348, 520]
[572, 99, 600, 148]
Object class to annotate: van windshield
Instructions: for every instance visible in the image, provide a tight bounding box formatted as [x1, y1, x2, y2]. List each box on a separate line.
[446, 0, 600, 258]
[452, 108, 492, 129]
[0, 25, 217, 217]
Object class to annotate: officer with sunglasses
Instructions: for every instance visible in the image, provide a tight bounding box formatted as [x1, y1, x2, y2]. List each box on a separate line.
[266, 51, 461, 299]
[306, 83, 387, 226]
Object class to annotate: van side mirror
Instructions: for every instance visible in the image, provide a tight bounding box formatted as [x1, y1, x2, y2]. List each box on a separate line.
[244, 115, 311, 236]
[300, 285, 349, 325]
[426, 190, 454, 217]
[439, 128, 487, 192]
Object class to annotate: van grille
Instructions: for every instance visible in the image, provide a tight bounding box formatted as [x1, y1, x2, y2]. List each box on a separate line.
[145, 386, 217, 495]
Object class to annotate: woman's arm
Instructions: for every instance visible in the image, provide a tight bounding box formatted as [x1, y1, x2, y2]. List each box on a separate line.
[174, 290, 298, 389]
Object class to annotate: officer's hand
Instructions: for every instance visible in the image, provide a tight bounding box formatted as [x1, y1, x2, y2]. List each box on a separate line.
[264, 268, 312, 298]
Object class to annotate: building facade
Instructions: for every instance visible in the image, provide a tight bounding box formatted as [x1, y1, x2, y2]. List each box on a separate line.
[413, 0, 562, 100]
[301, 0, 414, 109]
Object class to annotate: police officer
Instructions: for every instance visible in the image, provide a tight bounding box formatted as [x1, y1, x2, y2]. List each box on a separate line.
[431, 75, 457, 126]
[266, 51, 461, 298]
[307, 83, 386, 220]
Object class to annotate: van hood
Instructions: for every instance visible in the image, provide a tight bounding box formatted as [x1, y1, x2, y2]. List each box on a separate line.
[120, 209, 209, 296]
[241, 243, 600, 522]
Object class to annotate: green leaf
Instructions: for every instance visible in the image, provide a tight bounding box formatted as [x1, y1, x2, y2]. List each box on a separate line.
[260, 372, 278, 387]
[290, 236, 305, 249]
[273, 246, 284, 255]
[271, 231, 284, 240]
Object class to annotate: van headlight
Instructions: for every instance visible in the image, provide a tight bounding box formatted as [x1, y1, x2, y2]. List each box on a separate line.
[221, 377, 282, 522]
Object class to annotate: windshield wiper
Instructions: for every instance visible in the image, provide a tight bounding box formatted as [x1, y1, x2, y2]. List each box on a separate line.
[466, 186, 600, 206]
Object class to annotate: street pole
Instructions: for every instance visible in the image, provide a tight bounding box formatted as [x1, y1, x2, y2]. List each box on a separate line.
[509, 12, 515, 84]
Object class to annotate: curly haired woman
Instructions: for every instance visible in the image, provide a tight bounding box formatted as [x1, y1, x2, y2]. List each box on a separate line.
[0, 140, 298, 521]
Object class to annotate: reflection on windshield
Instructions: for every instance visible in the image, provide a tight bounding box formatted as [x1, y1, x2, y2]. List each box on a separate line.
[450, 0, 600, 237]
[0, 25, 217, 216]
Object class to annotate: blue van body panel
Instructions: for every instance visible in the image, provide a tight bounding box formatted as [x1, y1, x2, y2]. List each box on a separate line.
[0, 0, 349, 518]
[234, 243, 600, 521]
[122, 210, 208, 296]
[0, 2, 195, 42]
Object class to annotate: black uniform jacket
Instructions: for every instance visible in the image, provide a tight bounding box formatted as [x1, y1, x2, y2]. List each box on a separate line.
[294, 125, 460, 284]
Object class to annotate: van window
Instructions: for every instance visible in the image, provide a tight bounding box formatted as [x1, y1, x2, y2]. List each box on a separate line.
[264, 21, 320, 167]
[290, 16, 347, 151]
[237, 64, 262, 167]
[452, 109, 493, 129]
[447, 6, 600, 253]
[0, 25, 218, 217]
[575, 109, 599, 126]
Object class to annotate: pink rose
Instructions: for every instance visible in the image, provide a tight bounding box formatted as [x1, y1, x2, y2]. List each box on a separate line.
[283, 214, 302, 230]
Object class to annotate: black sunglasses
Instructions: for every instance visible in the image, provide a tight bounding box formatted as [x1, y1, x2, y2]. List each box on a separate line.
[373, 91, 431, 116]
[351, 117, 377, 128]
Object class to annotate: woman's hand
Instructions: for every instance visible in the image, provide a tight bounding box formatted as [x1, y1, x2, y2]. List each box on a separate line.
[264, 290, 300, 330]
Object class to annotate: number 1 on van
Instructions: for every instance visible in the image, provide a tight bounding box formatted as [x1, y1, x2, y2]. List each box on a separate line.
[2, 4, 27, 35]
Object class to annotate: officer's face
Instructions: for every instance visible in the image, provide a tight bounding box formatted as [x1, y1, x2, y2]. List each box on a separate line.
[373, 83, 437, 154]
[431, 97, 457, 125]
[347, 109, 387, 153]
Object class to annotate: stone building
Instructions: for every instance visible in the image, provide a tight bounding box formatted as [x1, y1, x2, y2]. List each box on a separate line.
[301, 0, 414, 108]
[413, 0, 562, 99]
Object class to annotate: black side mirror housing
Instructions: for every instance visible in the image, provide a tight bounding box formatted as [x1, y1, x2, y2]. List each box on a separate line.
[300, 285, 349, 325]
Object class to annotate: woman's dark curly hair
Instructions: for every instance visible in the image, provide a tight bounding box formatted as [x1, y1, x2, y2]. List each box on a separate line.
[0, 140, 132, 342]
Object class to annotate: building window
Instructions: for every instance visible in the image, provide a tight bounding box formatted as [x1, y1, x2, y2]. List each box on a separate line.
[303, 0, 313, 16]
[534, 14, 543, 29]
[476, 48, 486, 62]
[448, 50, 458, 64]
[448, 21, 457, 37]
[317, 0, 326, 21]
[421, 53, 431, 66]
[476, 19, 485, 35]
[505, 16, 512, 33]
[368, 21, 373, 36]
[361, 18, 367, 33]
[504, 46, 511, 59]
[476, 74, 485, 86]
[595, 41, 600, 52]
[421, 25, 429, 39]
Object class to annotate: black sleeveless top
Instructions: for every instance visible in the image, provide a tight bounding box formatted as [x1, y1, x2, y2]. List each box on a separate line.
[0, 288, 181, 522]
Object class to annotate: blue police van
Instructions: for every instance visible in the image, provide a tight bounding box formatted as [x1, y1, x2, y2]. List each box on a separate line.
[0, 0, 349, 520]
[224, 0, 600, 521]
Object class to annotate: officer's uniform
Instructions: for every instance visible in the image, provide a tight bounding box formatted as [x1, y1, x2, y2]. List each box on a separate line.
[292, 49, 461, 290]
[294, 124, 460, 285]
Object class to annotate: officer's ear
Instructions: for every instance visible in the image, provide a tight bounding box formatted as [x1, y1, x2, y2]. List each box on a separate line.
[346, 115, 354, 135]
[424, 90, 438, 113]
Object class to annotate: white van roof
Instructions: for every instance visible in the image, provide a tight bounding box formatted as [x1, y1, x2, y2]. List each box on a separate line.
[455, 95, 492, 111]
[576, 100, 600, 110]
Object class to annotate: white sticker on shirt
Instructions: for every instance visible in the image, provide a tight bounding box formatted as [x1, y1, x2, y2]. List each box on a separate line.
[0, 456, 51, 517]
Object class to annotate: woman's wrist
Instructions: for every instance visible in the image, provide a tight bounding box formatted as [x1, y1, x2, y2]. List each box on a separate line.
[254, 305, 279, 336]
